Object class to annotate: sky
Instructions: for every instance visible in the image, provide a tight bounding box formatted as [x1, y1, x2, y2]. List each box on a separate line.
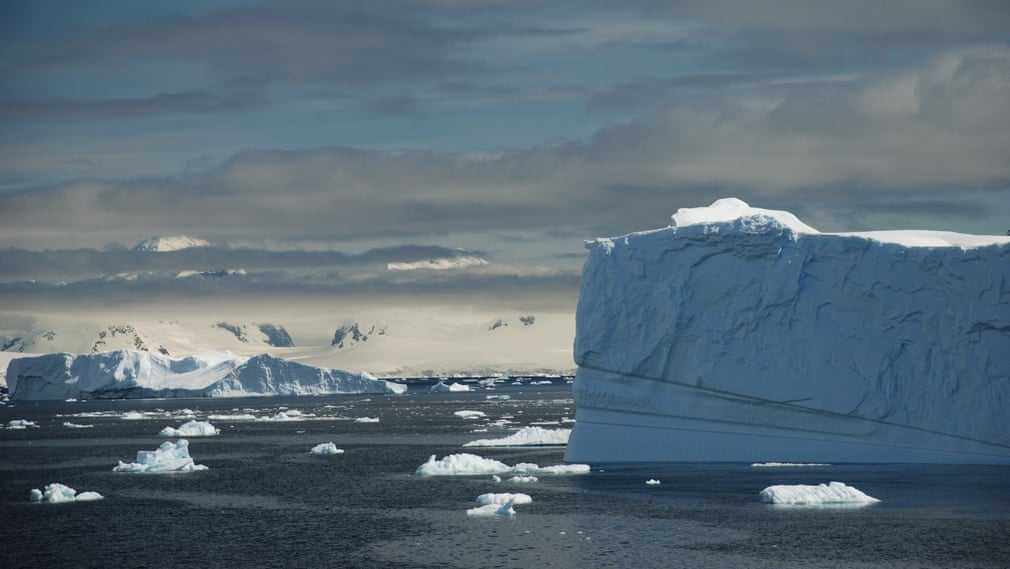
[1, 0, 1009, 314]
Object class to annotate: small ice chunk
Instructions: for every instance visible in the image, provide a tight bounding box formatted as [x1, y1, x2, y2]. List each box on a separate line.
[120, 411, 146, 420]
[513, 462, 590, 476]
[645, 479, 661, 485]
[310, 442, 345, 455]
[759, 481, 880, 505]
[752, 462, 830, 468]
[113, 439, 208, 473]
[454, 410, 486, 419]
[354, 417, 380, 423]
[508, 475, 538, 483]
[63, 422, 94, 429]
[30, 483, 104, 503]
[466, 502, 515, 517]
[476, 493, 532, 506]
[207, 413, 258, 421]
[7, 419, 40, 429]
[159, 420, 220, 437]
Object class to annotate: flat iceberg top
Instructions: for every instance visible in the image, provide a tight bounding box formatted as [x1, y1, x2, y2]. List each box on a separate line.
[662, 197, 1010, 248]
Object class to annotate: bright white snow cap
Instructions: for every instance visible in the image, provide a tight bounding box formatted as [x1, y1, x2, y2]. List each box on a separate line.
[671, 197, 819, 234]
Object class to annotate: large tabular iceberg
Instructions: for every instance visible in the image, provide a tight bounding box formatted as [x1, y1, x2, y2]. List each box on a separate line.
[5, 350, 405, 400]
[565, 198, 1010, 464]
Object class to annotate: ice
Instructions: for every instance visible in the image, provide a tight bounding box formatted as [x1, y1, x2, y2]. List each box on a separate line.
[6, 350, 404, 400]
[464, 426, 570, 447]
[120, 411, 146, 420]
[645, 479, 661, 485]
[310, 442, 344, 455]
[759, 481, 881, 506]
[30, 483, 103, 504]
[507, 475, 538, 483]
[752, 463, 830, 468]
[454, 410, 486, 419]
[113, 439, 208, 473]
[62, 422, 94, 429]
[476, 492, 532, 505]
[354, 417, 380, 423]
[567, 198, 1010, 464]
[416, 453, 590, 477]
[431, 380, 470, 392]
[6, 419, 39, 429]
[466, 502, 516, 517]
[159, 420, 220, 437]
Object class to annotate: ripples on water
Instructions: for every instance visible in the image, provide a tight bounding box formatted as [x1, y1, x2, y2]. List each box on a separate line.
[2, 382, 1008, 569]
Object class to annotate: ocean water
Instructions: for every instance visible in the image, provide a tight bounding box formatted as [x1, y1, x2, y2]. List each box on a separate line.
[2, 380, 1008, 569]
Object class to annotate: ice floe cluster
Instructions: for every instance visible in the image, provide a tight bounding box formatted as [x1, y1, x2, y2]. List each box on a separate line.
[415, 453, 590, 477]
[6, 419, 39, 429]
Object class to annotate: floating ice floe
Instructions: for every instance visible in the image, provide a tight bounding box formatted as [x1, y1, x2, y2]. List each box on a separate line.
[646, 479, 661, 485]
[354, 417, 380, 423]
[454, 410, 486, 419]
[310, 442, 344, 455]
[159, 420, 219, 437]
[464, 426, 571, 447]
[113, 439, 208, 473]
[120, 411, 147, 420]
[759, 481, 880, 506]
[30, 482, 104, 504]
[207, 413, 258, 421]
[6, 419, 39, 429]
[467, 493, 533, 517]
[752, 462, 831, 468]
[415, 453, 590, 477]
[62, 422, 94, 429]
[507, 475, 539, 483]
[431, 381, 469, 393]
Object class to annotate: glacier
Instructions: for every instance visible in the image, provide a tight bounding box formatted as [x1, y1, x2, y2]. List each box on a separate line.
[565, 198, 1010, 464]
[5, 349, 405, 400]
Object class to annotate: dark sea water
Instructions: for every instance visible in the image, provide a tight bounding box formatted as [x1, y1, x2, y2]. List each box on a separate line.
[2, 380, 1008, 569]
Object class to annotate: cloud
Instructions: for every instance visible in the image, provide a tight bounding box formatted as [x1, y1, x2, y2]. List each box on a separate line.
[0, 90, 258, 118]
[1, 46, 1007, 249]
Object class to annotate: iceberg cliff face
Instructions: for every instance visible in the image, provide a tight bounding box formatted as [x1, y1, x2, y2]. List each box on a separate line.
[6, 350, 403, 400]
[566, 198, 1010, 464]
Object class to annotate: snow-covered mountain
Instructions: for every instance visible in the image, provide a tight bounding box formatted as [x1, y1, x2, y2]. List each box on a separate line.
[5, 350, 403, 400]
[0, 311, 575, 382]
[565, 198, 1010, 464]
[132, 235, 210, 252]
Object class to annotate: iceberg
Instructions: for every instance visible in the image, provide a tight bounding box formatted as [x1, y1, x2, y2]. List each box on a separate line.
[30, 483, 104, 504]
[159, 420, 219, 437]
[113, 439, 208, 473]
[759, 481, 880, 506]
[463, 426, 571, 447]
[431, 380, 469, 392]
[5, 350, 404, 400]
[566, 198, 1010, 464]
[310, 442, 344, 455]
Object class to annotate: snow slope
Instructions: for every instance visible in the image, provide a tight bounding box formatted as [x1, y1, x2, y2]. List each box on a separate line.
[5, 350, 403, 400]
[566, 198, 1010, 464]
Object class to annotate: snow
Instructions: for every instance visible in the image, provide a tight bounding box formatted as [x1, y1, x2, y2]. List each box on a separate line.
[6, 350, 404, 400]
[30, 483, 103, 504]
[113, 439, 208, 473]
[159, 420, 219, 437]
[310, 442, 344, 455]
[567, 198, 1010, 464]
[415, 453, 590, 477]
[759, 481, 881, 506]
[431, 380, 470, 392]
[464, 426, 571, 447]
